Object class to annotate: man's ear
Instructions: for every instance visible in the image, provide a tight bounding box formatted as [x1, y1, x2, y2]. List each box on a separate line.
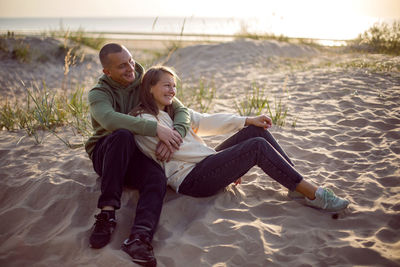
[103, 68, 110, 76]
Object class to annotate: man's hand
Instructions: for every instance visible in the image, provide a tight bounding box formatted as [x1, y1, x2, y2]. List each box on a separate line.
[156, 124, 182, 161]
[245, 115, 272, 129]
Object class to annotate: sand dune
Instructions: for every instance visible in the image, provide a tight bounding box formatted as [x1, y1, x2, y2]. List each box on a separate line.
[0, 37, 399, 266]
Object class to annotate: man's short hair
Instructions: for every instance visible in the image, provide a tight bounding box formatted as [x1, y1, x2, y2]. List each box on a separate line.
[99, 43, 124, 67]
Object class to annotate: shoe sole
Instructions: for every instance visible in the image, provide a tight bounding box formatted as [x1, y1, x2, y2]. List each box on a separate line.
[292, 197, 350, 216]
[121, 246, 157, 267]
[131, 258, 157, 267]
[89, 225, 116, 249]
[307, 203, 350, 219]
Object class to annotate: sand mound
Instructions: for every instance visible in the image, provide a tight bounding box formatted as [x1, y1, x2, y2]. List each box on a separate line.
[1, 38, 400, 266]
[165, 39, 319, 79]
[0, 36, 102, 99]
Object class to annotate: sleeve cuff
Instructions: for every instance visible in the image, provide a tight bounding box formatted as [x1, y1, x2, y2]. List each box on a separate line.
[173, 124, 187, 138]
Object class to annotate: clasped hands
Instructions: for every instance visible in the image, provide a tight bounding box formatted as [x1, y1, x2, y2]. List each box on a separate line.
[156, 124, 182, 162]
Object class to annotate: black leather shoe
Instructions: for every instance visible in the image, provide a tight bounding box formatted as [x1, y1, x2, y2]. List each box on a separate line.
[89, 212, 116, 249]
[121, 233, 157, 267]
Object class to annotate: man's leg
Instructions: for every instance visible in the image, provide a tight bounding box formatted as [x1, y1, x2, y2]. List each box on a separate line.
[121, 148, 166, 267]
[90, 129, 138, 248]
[125, 150, 167, 239]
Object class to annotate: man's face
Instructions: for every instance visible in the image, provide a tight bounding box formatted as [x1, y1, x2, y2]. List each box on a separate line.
[103, 48, 136, 86]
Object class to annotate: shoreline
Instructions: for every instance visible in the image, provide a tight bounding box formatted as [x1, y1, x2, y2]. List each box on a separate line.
[1, 30, 349, 47]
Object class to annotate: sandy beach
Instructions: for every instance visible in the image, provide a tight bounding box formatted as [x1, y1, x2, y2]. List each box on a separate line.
[0, 36, 399, 267]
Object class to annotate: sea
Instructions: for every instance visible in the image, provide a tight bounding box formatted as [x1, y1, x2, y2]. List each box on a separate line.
[0, 17, 258, 37]
[0, 16, 371, 45]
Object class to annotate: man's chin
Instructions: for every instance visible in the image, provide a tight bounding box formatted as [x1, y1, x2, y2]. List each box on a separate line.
[124, 78, 135, 84]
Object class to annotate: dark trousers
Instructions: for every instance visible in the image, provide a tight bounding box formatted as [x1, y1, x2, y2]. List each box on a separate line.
[178, 125, 303, 197]
[91, 129, 167, 239]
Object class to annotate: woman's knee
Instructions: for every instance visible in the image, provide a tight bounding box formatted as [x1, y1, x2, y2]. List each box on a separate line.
[248, 136, 267, 146]
[246, 137, 272, 153]
[246, 125, 267, 136]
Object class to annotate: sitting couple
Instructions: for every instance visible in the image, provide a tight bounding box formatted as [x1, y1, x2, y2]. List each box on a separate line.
[86, 43, 349, 267]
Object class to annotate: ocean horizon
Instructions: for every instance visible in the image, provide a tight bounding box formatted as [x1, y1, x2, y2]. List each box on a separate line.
[1, 17, 257, 35]
[1, 16, 382, 42]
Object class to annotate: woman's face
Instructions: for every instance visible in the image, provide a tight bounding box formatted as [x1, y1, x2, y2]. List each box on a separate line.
[150, 72, 176, 110]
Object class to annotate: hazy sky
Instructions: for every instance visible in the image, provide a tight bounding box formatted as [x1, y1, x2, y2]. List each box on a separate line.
[1, 0, 398, 39]
[1, 0, 399, 19]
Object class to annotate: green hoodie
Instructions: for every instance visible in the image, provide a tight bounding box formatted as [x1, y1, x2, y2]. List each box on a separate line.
[84, 63, 190, 158]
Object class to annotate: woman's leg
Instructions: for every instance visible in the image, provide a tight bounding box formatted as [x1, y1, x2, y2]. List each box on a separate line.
[214, 126, 316, 198]
[178, 137, 303, 197]
[215, 125, 294, 166]
[295, 180, 318, 200]
[179, 134, 349, 211]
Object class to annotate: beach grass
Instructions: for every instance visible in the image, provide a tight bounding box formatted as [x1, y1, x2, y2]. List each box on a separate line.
[0, 36, 32, 62]
[0, 82, 92, 147]
[44, 26, 106, 50]
[336, 59, 400, 72]
[234, 82, 290, 127]
[177, 78, 216, 113]
[234, 22, 323, 48]
[11, 40, 31, 62]
[349, 21, 400, 55]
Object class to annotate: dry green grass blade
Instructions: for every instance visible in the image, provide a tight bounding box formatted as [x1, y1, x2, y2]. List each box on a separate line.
[235, 82, 290, 127]
[0, 82, 92, 147]
[178, 77, 216, 113]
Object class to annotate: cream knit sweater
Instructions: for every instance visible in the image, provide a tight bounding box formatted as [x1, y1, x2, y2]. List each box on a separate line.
[135, 109, 246, 192]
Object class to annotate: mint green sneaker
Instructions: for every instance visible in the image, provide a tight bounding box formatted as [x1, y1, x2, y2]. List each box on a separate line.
[287, 190, 305, 199]
[305, 187, 349, 212]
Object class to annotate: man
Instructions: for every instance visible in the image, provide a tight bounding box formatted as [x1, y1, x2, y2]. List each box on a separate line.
[85, 43, 190, 266]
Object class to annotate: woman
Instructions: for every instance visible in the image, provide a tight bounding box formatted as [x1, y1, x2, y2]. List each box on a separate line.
[130, 66, 349, 212]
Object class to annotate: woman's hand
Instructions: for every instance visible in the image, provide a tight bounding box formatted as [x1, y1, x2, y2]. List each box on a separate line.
[156, 125, 182, 161]
[156, 141, 176, 162]
[245, 115, 272, 129]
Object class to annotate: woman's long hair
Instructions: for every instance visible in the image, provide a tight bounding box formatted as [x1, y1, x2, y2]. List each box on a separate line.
[130, 66, 178, 119]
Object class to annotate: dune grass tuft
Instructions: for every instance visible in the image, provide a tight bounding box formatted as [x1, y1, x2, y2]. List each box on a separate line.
[11, 40, 31, 62]
[235, 22, 289, 42]
[177, 78, 216, 113]
[349, 21, 400, 55]
[234, 82, 290, 127]
[44, 26, 106, 50]
[0, 81, 92, 147]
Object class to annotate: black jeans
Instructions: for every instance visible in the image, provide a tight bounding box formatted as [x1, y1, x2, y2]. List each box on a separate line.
[178, 125, 303, 197]
[91, 129, 167, 239]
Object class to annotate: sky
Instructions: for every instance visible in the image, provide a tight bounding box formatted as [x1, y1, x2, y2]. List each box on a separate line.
[0, 0, 399, 40]
[1, 0, 399, 19]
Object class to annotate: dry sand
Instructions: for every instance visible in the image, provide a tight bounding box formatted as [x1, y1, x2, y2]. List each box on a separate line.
[0, 36, 399, 267]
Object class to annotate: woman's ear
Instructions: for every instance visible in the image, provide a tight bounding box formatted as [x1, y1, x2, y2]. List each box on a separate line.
[149, 87, 153, 94]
